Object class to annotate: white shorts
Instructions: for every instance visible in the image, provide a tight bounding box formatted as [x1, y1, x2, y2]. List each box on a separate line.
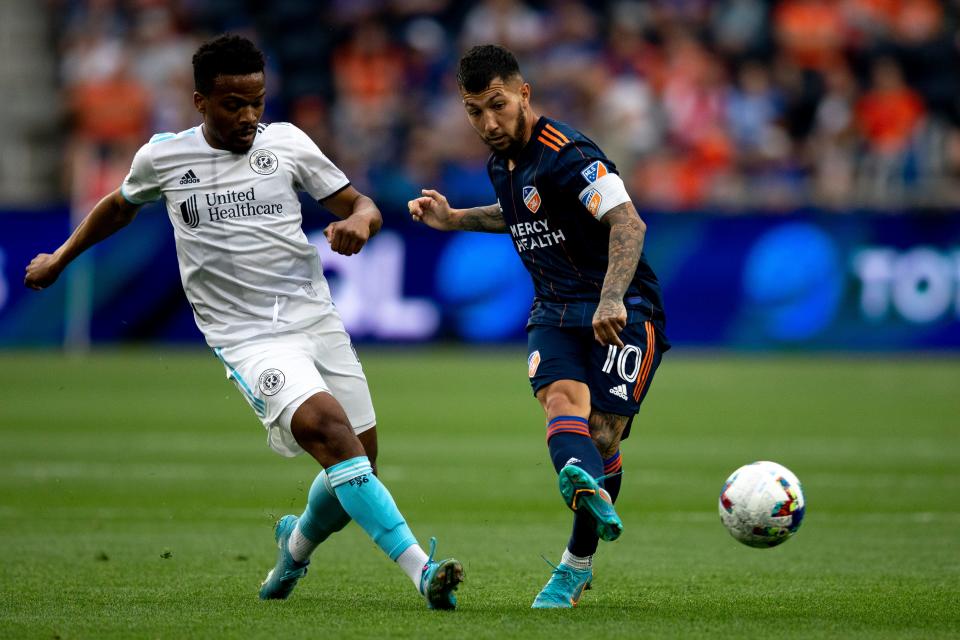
[213, 314, 376, 457]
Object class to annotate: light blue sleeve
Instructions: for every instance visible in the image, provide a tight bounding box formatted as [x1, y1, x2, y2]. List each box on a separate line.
[120, 143, 162, 204]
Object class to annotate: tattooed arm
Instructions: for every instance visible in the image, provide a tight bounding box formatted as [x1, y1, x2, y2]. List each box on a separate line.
[454, 204, 508, 232]
[592, 202, 646, 347]
[408, 189, 507, 233]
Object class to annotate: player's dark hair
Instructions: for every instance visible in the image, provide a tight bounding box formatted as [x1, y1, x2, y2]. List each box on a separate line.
[457, 44, 522, 92]
[192, 34, 265, 94]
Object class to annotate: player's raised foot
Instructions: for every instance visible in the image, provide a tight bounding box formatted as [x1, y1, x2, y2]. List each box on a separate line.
[558, 465, 623, 542]
[531, 560, 593, 609]
[419, 537, 464, 610]
[258, 515, 309, 600]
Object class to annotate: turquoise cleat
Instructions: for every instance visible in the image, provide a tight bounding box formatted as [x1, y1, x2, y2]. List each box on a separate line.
[258, 515, 309, 600]
[531, 561, 593, 608]
[419, 537, 464, 610]
[558, 465, 623, 542]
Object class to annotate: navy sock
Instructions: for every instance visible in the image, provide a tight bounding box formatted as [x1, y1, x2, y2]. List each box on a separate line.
[546, 416, 603, 479]
[601, 450, 623, 502]
[568, 451, 623, 558]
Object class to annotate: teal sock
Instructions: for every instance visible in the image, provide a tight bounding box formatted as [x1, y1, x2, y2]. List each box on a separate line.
[298, 470, 351, 544]
[326, 456, 417, 560]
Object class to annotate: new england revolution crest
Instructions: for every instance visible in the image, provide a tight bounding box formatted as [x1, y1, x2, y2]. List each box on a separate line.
[258, 368, 285, 396]
[250, 149, 278, 175]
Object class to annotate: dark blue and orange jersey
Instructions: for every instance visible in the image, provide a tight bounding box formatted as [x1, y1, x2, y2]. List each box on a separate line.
[487, 116, 667, 342]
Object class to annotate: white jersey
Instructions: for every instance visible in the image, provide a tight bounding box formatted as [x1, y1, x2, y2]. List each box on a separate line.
[121, 122, 349, 347]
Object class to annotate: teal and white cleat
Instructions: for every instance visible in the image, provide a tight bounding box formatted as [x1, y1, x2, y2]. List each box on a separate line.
[419, 537, 464, 610]
[258, 515, 309, 600]
[558, 465, 623, 542]
[531, 561, 593, 608]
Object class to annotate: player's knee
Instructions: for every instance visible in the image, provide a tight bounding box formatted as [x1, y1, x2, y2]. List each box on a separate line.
[539, 381, 589, 418]
[543, 394, 571, 418]
[290, 393, 355, 448]
[545, 396, 584, 420]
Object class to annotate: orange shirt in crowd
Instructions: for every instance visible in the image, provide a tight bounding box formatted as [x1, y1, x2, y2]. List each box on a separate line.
[775, 0, 845, 71]
[856, 88, 925, 154]
[332, 43, 404, 108]
[70, 75, 151, 144]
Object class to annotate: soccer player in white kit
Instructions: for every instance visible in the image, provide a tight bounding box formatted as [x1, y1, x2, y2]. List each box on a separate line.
[24, 34, 463, 609]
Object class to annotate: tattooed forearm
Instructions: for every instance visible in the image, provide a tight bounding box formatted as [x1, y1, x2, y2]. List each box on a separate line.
[599, 202, 645, 303]
[456, 204, 508, 233]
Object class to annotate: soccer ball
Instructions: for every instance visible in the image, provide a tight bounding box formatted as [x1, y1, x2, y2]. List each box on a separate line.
[718, 461, 805, 548]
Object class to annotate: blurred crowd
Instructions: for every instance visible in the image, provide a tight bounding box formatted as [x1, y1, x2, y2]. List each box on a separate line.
[53, 0, 960, 211]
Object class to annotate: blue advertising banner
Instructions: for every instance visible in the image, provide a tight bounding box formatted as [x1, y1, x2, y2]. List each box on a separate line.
[3, 202, 959, 349]
[648, 214, 960, 349]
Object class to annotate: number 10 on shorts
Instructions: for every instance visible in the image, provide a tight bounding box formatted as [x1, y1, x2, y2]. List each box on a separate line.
[601, 344, 642, 382]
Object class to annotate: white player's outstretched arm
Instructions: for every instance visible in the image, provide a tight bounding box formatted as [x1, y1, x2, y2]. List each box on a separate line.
[321, 185, 383, 256]
[408, 189, 506, 233]
[24, 189, 141, 290]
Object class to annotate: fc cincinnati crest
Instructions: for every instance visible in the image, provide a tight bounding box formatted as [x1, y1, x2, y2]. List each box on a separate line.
[580, 160, 608, 183]
[522, 186, 541, 213]
[528, 350, 541, 377]
[580, 188, 603, 217]
[258, 368, 285, 396]
[250, 149, 278, 175]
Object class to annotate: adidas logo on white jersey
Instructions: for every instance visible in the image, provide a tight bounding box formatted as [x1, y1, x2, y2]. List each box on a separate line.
[609, 384, 628, 401]
[179, 169, 200, 185]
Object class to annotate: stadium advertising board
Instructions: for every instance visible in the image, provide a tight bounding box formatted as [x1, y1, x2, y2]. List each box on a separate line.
[2, 206, 959, 349]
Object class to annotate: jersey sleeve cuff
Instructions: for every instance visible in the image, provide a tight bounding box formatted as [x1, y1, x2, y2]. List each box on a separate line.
[317, 180, 351, 203]
[120, 184, 152, 205]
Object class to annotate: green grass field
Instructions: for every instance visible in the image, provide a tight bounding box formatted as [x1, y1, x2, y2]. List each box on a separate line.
[0, 348, 957, 639]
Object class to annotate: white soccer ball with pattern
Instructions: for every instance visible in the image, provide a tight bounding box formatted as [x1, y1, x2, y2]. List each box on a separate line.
[718, 461, 805, 548]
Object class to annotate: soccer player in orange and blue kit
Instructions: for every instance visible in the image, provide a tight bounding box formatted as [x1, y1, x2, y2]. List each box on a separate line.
[408, 44, 669, 608]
